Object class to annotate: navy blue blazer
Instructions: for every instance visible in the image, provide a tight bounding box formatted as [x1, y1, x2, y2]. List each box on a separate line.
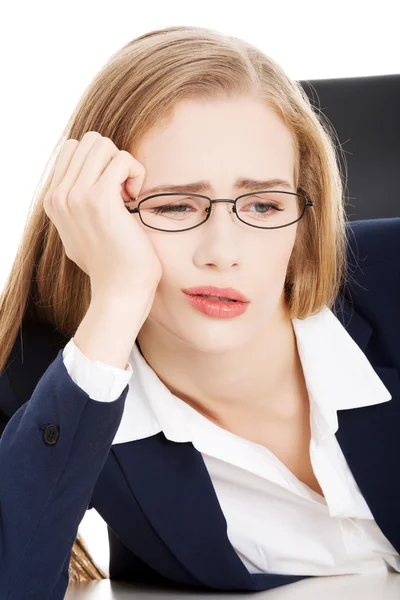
[0, 217, 399, 599]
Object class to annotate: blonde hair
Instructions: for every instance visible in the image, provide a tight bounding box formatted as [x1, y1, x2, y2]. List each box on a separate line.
[0, 25, 349, 584]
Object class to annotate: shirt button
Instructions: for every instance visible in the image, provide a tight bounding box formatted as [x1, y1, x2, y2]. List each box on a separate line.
[43, 424, 59, 445]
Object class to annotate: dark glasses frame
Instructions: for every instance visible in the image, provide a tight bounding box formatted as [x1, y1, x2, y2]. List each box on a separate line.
[124, 190, 315, 232]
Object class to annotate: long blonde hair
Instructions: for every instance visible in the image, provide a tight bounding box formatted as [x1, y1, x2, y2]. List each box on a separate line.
[0, 25, 349, 584]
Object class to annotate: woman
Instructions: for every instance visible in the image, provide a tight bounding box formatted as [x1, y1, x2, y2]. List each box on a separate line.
[0, 25, 399, 598]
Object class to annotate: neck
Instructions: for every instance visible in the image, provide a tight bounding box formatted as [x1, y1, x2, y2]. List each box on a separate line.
[136, 303, 303, 425]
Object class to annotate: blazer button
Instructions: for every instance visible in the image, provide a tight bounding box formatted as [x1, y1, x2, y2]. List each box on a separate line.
[43, 424, 59, 445]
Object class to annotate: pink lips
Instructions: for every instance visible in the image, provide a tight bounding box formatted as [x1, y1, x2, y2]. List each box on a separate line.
[182, 285, 249, 303]
[182, 286, 249, 319]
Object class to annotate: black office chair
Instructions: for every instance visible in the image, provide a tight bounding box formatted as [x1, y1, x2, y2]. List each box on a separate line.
[298, 73, 400, 221]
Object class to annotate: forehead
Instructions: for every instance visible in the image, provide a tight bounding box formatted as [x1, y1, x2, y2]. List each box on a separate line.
[132, 97, 297, 189]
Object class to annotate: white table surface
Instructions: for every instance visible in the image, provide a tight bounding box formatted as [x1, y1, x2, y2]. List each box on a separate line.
[66, 572, 400, 599]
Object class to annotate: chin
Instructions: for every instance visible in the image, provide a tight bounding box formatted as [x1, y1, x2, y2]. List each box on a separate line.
[164, 316, 258, 354]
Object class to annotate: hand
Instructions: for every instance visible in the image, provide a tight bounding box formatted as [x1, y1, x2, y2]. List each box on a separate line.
[43, 131, 162, 298]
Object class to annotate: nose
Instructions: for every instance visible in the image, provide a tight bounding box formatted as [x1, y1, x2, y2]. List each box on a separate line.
[195, 200, 241, 270]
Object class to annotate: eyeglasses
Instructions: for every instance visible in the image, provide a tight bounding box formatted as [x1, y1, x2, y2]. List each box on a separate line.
[124, 190, 314, 232]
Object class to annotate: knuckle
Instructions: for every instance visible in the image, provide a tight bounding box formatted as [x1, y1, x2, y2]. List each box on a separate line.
[52, 187, 65, 204]
[43, 193, 51, 214]
[118, 149, 133, 161]
[131, 155, 146, 174]
[83, 131, 102, 142]
[63, 138, 79, 147]
[101, 136, 117, 151]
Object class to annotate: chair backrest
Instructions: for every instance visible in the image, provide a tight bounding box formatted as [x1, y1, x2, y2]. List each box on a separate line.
[298, 73, 400, 221]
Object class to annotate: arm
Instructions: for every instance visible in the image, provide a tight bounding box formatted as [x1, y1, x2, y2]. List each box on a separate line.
[0, 293, 151, 599]
[0, 349, 126, 599]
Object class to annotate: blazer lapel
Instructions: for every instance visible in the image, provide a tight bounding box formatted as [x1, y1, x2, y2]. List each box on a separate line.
[335, 366, 400, 553]
[333, 293, 400, 553]
[111, 436, 307, 590]
[335, 363, 400, 553]
[332, 292, 373, 351]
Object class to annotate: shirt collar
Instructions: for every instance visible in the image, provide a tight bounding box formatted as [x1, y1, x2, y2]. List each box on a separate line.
[111, 305, 392, 446]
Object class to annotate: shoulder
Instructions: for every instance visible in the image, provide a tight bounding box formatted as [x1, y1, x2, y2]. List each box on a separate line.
[341, 218, 400, 348]
[345, 217, 400, 268]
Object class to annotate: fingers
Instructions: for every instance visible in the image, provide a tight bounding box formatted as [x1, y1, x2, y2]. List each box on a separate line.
[56, 132, 102, 196]
[45, 139, 79, 211]
[44, 131, 146, 218]
[45, 132, 100, 211]
[73, 136, 119, 191]
[95, 150, 146, 206]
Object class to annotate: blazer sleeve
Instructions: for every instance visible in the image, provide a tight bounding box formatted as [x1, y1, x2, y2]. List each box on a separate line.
[0, 348, 128, 600]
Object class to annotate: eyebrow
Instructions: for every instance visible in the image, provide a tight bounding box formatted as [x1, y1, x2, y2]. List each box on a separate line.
[138, 177, 294, 198]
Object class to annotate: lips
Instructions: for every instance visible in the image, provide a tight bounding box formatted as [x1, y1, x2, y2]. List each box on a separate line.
[197, 294, 237, 302]
[182, 286, 249, 303]
[183, 291, 249, 318]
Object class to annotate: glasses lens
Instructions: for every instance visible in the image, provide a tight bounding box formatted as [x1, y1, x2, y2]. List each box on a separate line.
[137, 192, 305, 231]
[236, 192, 304, 228]
[139, 194, 209, 230]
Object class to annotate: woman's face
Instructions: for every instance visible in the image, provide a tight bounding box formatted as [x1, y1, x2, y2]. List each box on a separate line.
[131, 95, 299, 353]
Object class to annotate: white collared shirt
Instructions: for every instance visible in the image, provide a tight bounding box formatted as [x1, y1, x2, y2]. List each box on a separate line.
[63, 305, 400, 576]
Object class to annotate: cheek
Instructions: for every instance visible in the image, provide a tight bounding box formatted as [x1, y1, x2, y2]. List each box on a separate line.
[146, 235, 187, 286]
[254, 232, 297, 296]
[257, 228, 296, 269]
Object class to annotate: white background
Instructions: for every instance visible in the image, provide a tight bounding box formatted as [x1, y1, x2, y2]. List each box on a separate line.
[1, 0, 399, 575]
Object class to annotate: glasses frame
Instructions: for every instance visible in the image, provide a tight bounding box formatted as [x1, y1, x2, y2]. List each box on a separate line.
[125, 190, 314, 232]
